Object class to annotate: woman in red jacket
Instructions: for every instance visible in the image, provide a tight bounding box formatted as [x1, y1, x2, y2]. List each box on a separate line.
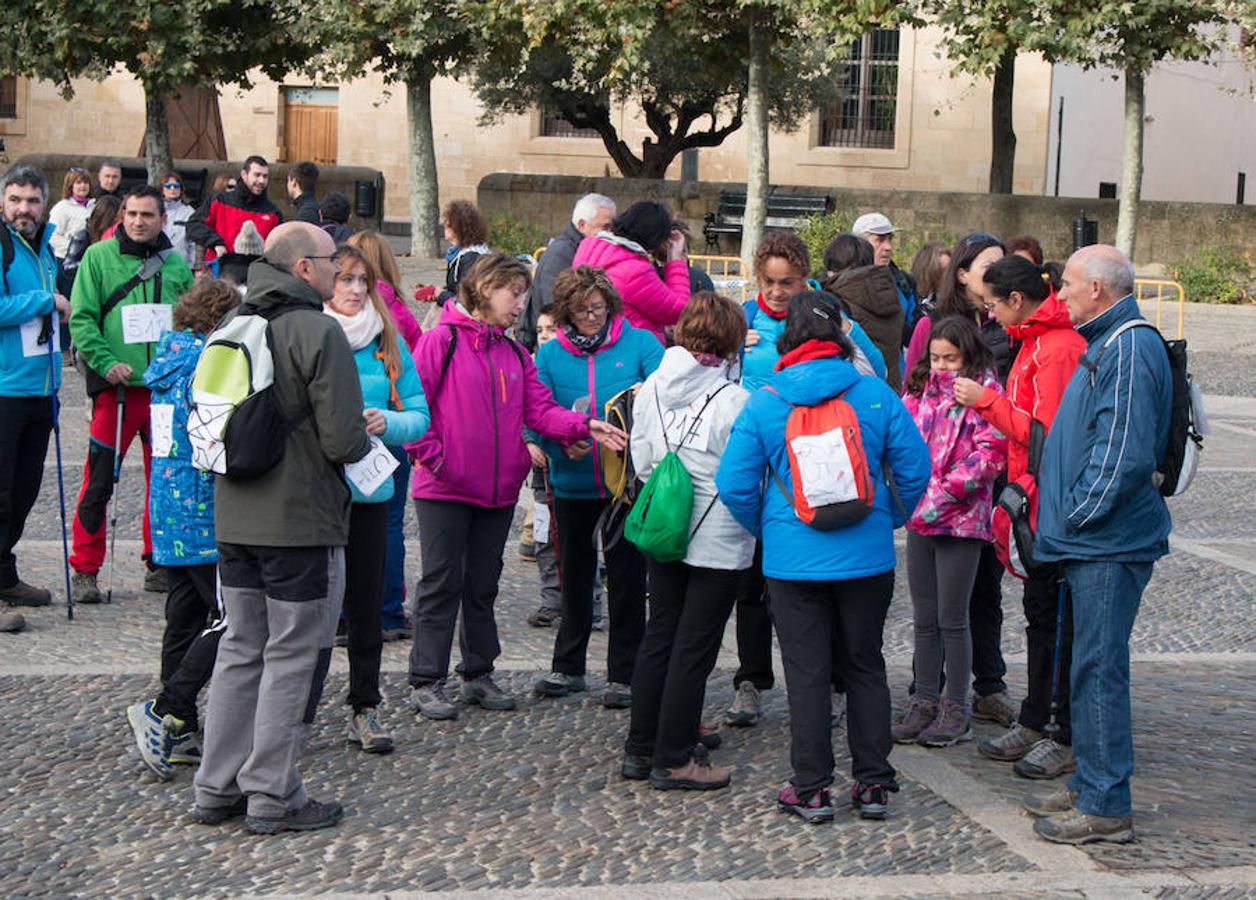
[953, 254, 1086, 782]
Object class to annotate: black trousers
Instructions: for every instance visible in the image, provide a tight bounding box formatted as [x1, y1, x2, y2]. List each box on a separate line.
[969, 542, 1009, 696]
[626, 561, 741, 768]
[551, 497, 646, 684]
[409, 499, 515, 686]
[0, 396, 52, 588]
[154, 563, 222, 729]
[1019, 572, 1073, 743]
[343, 502, 389, 711]
[767, 572, 896, 795]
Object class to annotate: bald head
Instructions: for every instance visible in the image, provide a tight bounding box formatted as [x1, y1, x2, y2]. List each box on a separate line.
[1060, 244, 1135, 325]
[264, 221, 338, 300]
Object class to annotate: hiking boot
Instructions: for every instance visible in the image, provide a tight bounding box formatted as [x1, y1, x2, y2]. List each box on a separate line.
[1014, 738, 1076, 780]
[526, 607, 562, 628]
[622, 753, 652, 780]
[71, 571, 102, 605]
[1033, 809, 1133, 845]
[918, 698, 973, 747]
[381, 620, 413, 642]
[192, 796, 248, 825]
[649, 752, 731, 791]
[517, 540, 537, 562]
[698, 723, 722, 750]
[143, 566, 169, 594]
[724, 682, 761, 727]
[978, 723, 1043, 762]
[164, 716, 203, 765]
[972, 690, 1018, 727]
[246, 798, 344, 835]
[0, 605, 26, 633]
[1022, 787, 1079, 818]
[0, 580, 52, 607]
[534, 671, 586, 697]
[409, 681, 459, 720]
[126, 700, 174, 781]
[460, 674, 518, 710]
[891, 696, 938, 744]
[777, 785, 834, 824]
[347, 708, 394, 754]
[602, 682, 632, 709]
[851, 781, 899, 820]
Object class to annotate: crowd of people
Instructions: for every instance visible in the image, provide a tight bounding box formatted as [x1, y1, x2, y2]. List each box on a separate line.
[0, 160, 1174, 847]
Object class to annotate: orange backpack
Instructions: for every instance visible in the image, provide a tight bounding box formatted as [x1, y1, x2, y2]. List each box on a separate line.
[765, 387, 876, 530]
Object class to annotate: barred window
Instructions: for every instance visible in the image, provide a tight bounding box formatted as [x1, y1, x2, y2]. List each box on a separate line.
[0, 77, 17, 119]
[820, 29, 899, 149]
[540, 107, 598, 139]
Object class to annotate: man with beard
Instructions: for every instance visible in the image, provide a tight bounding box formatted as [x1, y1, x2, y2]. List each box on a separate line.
[187, 155, 284, 265]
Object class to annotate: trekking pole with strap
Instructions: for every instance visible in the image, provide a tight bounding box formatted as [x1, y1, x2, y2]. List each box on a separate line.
[105, 384, 127, 604]
[45, 312, 75, 621]
[1044, 572, 1068, 740]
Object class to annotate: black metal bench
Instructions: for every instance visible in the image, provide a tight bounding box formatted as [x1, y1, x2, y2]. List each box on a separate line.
[703, 190, 833, 251]
[118, 165, 211, 204]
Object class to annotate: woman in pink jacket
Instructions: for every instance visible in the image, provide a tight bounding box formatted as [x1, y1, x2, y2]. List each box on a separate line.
[894, 315, 1007, 750]
[406, 254, 626, 720]
[570, 201, 691, 344]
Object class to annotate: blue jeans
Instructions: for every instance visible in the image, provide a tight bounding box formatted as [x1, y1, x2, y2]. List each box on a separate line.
[381, 446, 410, 630]
[1063, 559, 1153, 818]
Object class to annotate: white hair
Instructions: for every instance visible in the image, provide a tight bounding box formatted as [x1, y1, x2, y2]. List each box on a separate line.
[571, 193, 616, 228]
[1083, 249, 1135, 300]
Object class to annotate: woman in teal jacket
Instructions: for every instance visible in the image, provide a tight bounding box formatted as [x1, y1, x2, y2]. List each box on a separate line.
[530, 265, 663, 706]
[324, 244, 430, 755]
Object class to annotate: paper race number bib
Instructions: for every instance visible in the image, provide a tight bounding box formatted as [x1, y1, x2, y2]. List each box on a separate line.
[150, 404, 175, 458]
[20, 314, 60, 358]
[121, 304, 173, 345]
[661, 398, 715, 453]
[345, 437, 400, 496]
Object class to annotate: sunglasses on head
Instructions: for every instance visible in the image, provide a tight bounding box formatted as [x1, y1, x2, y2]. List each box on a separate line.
[68, 167, 88, 174]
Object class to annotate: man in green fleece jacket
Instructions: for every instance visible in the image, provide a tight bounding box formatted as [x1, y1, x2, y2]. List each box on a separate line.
[68, 185, 193, 604]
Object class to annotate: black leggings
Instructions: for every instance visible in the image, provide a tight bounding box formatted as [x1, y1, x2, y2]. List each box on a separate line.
[343, 502, 388, 710]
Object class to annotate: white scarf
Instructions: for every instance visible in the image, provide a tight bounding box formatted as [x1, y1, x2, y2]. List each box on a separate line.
[323, 299, 383, 351]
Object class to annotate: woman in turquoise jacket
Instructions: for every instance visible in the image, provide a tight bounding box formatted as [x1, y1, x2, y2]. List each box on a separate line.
[530, 265, 663, 707]
[324, 244, 430, 755]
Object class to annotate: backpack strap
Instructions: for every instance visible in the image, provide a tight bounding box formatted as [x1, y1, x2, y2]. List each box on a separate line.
[2, 223, 49, 294]
[98, 248, 173, 324]
[1082, 319, 1158, 388]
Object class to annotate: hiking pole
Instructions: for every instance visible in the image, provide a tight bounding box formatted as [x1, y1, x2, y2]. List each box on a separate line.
[1044, 573, 1068, 740]
[105, 384, 126, 604]
[45, 313, 75, 621]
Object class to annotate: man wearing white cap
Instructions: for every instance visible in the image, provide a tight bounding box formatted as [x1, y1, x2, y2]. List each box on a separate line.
[852, 212, 918, 337]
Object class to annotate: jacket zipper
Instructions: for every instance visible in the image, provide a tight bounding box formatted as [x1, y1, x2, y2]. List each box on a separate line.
[488, 334, 500, 506]
[587, 353, 604, 499]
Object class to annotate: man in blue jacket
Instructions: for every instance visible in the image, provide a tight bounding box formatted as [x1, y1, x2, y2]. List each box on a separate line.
[0, 165, 71, 627]
[1026, 245, 1171, 845]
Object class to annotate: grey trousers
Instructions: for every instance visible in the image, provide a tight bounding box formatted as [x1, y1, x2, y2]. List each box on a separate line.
[193, 544, 344, 818]
[906, 532, 982, 705]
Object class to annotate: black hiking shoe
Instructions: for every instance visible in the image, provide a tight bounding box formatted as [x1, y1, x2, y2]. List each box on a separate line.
[246, 799, 344, 835]
[192, 796, 248, 825]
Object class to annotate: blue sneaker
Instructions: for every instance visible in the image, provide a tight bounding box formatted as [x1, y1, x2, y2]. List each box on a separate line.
[126, 700, 174, 781]
[165, 718, 202, 766]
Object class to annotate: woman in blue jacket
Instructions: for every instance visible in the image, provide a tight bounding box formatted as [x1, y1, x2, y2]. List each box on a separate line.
[324, 245, 430, 754]
[716, 291, 930, 825]
[531, 265, 664, 707]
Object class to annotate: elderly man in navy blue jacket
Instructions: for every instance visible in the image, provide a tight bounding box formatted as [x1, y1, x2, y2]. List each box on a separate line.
[1025, 244, 1172, 845]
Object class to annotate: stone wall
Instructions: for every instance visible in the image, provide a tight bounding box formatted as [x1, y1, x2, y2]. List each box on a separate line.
[478, 172, 1256, 266]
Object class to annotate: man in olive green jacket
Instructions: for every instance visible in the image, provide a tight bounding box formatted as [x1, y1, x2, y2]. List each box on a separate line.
[68, 185, 193, 603]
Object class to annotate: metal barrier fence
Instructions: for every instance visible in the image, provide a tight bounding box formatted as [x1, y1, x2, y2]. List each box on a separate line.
[690, 254, 754, 303]
[1134, 279, 1186, 339]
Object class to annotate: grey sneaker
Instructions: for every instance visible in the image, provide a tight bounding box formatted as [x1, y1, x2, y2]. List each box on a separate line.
[918, 698, 973, 747]
[1033, 809, 1133, 845]
[71, 571, 102, 605]
[602, 682, 632, 709]
[534, 671, 586, 697]
[0, 604, 26, 633]
[972, 691, 1018, 727]
[892, 696, 938, 744]
[978, 723, 1043, 761]
[410, 681, 459, 720]
[1022, 787, 1080, 817]
[347, 708, 395, 753]
[724, 682, 761, 727]
[460, 674, 518, 710]
[1014, 738, 1076, 780]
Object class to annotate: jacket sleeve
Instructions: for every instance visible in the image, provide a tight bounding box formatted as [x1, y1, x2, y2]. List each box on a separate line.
[1065, 330, 1166, 532]
[526, 342, 564, 458]
[47, 204, 72, 258]
[881, 388, 931, 527]
[628, 258, 691, 328]
[411, 323, 449, 399]
[68, 245, 118, 376]
[382, 284, 423, 353]
[304, 322, 372, 465]
[939, 394, 1007, 502]
[0, 264, 55, 327]
[714, 398, 769, 538]
[381, 344, 431, 446]
[185, 196, 225, 250]
[847, 320, 886, 379]
[521, 348, 591, 444]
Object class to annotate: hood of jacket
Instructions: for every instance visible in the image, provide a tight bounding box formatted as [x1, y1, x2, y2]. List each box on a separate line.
[243, 259, 325, 313]
[653, 345, 733, 408]
[1006, 294, 1074, 342]
[594, 230, 650, 258]
[832, 265, 901, 321]
[143, 330, 204, 391]
[769, 348, 861, 407]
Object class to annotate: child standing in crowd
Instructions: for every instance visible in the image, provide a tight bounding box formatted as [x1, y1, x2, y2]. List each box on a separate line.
[126, 277, 239, 781]
[894, 316, 1006, 748]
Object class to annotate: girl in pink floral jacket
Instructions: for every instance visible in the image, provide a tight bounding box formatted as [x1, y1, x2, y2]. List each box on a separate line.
[894, 315, 1007, 749]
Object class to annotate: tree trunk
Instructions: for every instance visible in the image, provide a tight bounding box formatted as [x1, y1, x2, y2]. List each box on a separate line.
[1115, 64, 1144, 259]
[406, 71, 441, 259]
[144, 88, 173, 185]
[740, 15, 770, 266]
[988, 48, 1016, 194]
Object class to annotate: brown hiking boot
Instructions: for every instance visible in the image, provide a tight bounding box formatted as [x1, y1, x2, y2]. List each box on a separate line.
[978, 723, 1043, 761]
[972, 691, 1018, 727]
[648, 748, 731, 791]
[1033, 809, 1133, 844]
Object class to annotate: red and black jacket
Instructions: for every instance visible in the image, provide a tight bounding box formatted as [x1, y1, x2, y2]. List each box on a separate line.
[186, 183, 283, 261]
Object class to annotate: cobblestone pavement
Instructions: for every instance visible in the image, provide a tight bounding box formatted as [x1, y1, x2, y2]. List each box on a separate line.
[2, 303, 1254, 897]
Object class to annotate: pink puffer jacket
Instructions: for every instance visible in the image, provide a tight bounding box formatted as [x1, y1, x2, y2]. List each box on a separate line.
[570, 233, 690, 344]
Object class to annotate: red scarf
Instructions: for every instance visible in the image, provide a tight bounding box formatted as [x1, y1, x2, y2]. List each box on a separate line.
[756, 295, 788, 320]
[775, 339, 844, 371]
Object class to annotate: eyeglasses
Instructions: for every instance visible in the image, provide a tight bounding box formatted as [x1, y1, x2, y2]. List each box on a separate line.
[574, 303, 607, 319]
[163, 182, 182, 189]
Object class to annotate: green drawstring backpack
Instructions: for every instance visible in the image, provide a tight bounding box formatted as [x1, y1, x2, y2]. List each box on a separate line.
[624, 384, 729, 563]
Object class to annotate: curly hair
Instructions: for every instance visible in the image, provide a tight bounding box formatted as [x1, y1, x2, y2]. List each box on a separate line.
[173, 277, 240, 334]
[753, 231, 810, 280]
[551, 265, 623, 328]
[442, 200, 488, 247]
[675, 291, 747, 359]
[458, 253, 532, 316]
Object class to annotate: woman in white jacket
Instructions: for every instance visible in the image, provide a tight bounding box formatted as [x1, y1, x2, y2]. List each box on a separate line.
[47, 169, 94, 261]
[621, 292, 755, 792]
